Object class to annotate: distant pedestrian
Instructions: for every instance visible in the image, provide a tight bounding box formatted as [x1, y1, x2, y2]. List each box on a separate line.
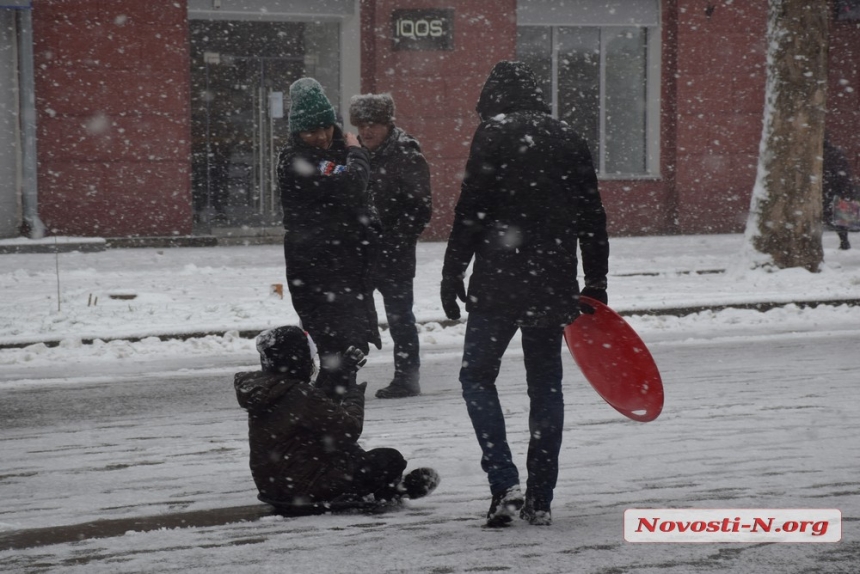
[277, 78, 381, 399]
[441, 61, 610, 527]
[235, 326, 439, 508]
[349, 94, 433, 398]
[823, 135, 859, 250]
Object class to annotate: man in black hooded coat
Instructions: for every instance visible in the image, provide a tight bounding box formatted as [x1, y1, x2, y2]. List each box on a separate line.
[441, 61, 610, 527]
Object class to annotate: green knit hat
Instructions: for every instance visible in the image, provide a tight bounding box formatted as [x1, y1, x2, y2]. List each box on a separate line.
[288, 78, 337, 134]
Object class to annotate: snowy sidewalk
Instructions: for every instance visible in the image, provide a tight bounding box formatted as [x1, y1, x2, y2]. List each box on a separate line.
[2, 233, 860, 352]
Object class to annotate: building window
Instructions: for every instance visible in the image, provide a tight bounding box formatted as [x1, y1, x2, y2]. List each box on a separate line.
[517, 1, 660, 178]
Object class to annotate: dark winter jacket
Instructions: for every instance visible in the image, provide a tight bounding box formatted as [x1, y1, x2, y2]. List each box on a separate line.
[366, 126, 433, 281]
[823, 138, 858, 226]
[234, 370, 366, 502]
[443, 61, 609, 327]
[277, 126, 381, 351]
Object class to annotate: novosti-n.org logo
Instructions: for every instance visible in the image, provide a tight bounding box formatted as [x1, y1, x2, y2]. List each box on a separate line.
[624, 509, 841, 543]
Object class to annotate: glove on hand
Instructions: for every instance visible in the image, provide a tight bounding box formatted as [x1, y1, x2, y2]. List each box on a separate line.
[440, 276, 466, 320]
[342, 346, 367, 374]
[580, 287, 608, 305]
[579, 287, 608, 315]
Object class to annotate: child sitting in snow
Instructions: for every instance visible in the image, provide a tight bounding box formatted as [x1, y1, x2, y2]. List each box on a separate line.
[234, 325, 439, 510]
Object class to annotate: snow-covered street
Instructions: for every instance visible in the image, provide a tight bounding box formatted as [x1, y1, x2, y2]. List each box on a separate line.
[1, 233, 859, 572]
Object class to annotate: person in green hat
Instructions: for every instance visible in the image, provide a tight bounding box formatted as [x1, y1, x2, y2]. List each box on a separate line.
[277, 78, 381, 400]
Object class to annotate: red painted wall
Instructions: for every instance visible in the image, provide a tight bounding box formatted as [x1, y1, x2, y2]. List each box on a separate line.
[828, 9, 860, 178]
[669, 0, 860, 235]
[670, 1, 768, 234]
[33, 0, 192, 238]
[26, 0, 860, 240]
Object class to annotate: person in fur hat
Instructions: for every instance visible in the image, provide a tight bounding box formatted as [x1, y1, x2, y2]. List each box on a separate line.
[349, 93, 433, 398]
[234, 325, 440, 509]
[277, 78, 382, 400]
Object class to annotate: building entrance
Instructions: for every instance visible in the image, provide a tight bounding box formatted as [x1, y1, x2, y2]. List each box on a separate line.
[189, 19, 339, 230]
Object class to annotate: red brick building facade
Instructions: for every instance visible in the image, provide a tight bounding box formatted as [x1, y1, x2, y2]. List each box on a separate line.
[1, 0, 857, 240]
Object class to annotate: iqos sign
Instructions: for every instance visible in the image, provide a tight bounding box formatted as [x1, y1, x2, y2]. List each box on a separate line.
[392, 9, 454, 51]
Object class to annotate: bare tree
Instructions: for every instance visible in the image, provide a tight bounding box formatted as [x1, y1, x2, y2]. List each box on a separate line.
[745, 0, 829, 272]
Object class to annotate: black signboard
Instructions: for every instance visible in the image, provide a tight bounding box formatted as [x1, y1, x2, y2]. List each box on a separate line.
[836, 0, 860, 20]
[391, 9, 454, 51]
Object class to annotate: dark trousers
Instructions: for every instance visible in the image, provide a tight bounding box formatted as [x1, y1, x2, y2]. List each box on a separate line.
[298, 301, 369, 397]
[347, 447, 408, 500]
[274, 447, 406, 504]
[459, 311, 565, 503]
[376, 277, 420, 381]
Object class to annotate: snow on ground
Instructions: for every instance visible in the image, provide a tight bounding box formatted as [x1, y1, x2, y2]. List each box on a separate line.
[2, 233, 860, 366]
[1, 233, 859, 573]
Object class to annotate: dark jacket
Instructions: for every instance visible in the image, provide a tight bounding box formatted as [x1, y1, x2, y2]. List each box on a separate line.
[443, 61, 609, 327]
[823, 138, 858, 226]
[234, 370, 366, 501]
[277, 126, 381, 351]
[367, 127, 433, 281]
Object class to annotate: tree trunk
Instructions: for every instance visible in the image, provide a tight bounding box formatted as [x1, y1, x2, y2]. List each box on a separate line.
[746, 0, 829, 272]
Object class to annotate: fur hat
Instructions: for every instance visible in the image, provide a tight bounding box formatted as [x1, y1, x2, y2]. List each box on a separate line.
[288, 78, 337, 134]
[256, 325, 317, 379]
[349, 93, 396, 126]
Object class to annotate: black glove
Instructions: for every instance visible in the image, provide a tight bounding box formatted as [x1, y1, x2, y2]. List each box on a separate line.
[342, 346, 367, 374]
[579, 287, 608, 315]
[580, 287, 608, 304]
[440, 276, 466, 320]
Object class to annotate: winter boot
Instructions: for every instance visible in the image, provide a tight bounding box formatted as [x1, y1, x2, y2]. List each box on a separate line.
[486, 485, 524, 527]
[839, 231, 851, 250]
[402, 468, 440, 499]
[520, 493, 552, 526]
[375, 375, 420, 398]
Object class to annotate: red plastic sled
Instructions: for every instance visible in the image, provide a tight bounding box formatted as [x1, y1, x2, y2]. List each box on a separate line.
[564, 296, 663, 422]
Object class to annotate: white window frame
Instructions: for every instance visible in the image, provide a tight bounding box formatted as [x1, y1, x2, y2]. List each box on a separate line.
[517, 0, 662, 179]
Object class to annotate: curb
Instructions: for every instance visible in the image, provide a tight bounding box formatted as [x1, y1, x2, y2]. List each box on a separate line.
[0, 505, 272, 551]
[2, 299, 859, 351]
[1, 230, 282, 254]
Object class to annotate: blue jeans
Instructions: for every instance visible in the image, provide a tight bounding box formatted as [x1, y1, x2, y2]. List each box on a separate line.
[376, 277, 420, 381]
[459, 311, 564, 502]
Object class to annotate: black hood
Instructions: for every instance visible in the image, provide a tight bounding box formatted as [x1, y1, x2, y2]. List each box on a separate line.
[476, 61, 551, 121]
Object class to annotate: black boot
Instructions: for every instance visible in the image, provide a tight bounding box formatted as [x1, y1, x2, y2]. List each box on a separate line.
[486, 485, 524, 527]
[375, 374, 420, 398]
[839, 231, 851, 250]
[402, 468, 440, 499]
[520, 492, 552, 525]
